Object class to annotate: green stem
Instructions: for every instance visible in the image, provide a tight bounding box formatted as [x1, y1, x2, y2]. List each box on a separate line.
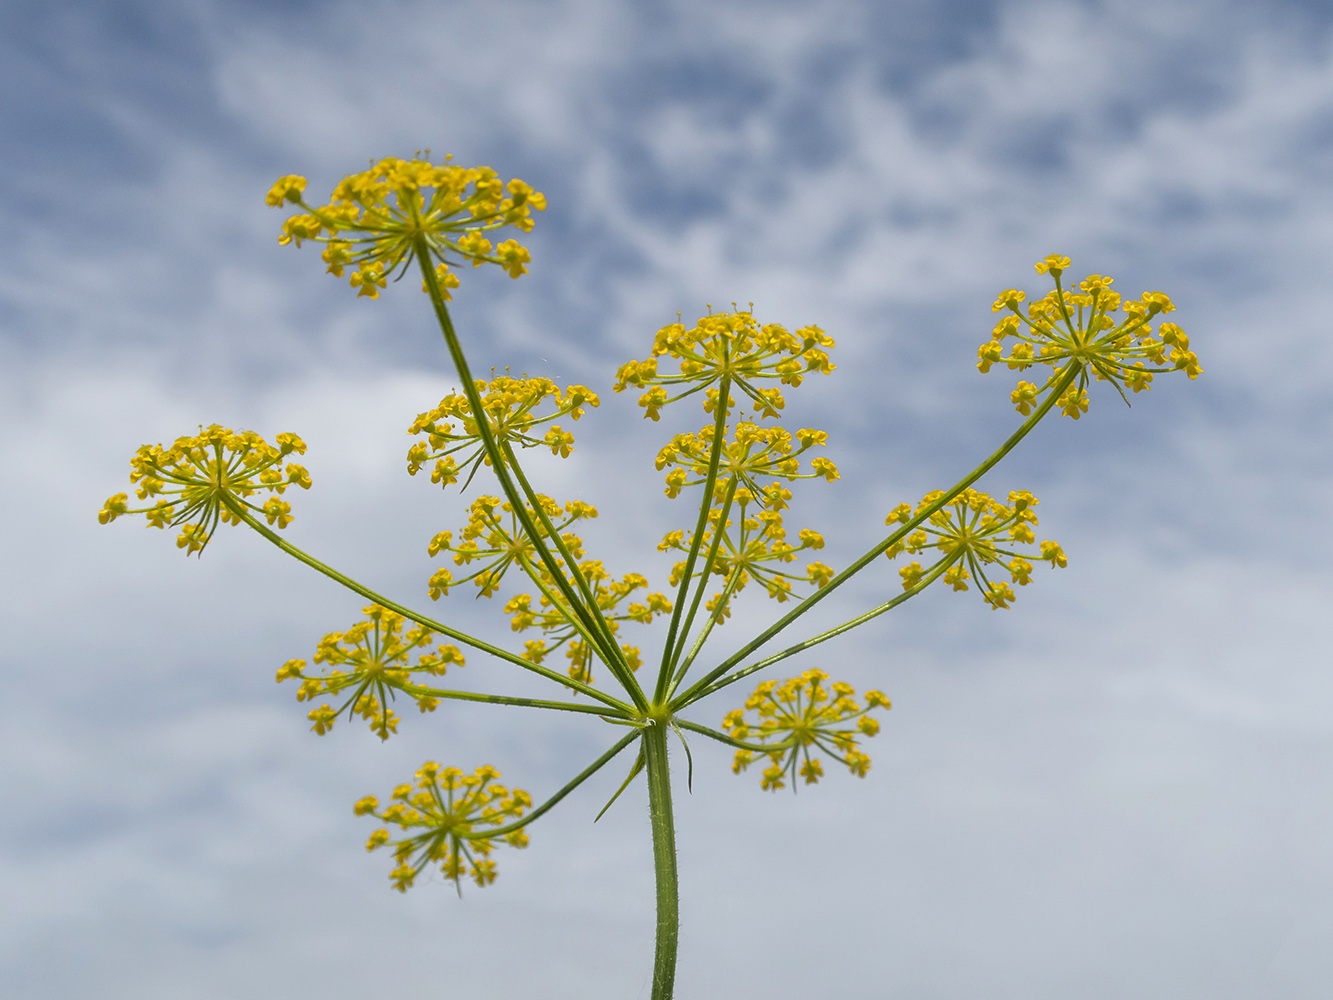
[458, 729, 643, 840]
[226, 500, 632, 715]
[673, 718, 797, 755]
[671, 363, 1079, 710]
[686, 557, 955, 704]
[653, 374, 732, 703]
[643, 721, 680, 1000]
[401, 683, 622, 718]
[665, 475, 740, 682]
[416, 244, 642, 706]
[499, 439, 643, 697]
[667, 562, 744, 696]
[514, 552, 625, 678]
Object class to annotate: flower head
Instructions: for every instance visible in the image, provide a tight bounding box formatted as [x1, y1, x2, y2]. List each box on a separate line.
[654, 421, 836, 501]
[723, 670, 888, 790]
[652, 415, 837, 621]
[407, 374, 599, 489]
[268, 155, 545, 300]
[422, 494, 667, 686]
[280, 604, 464, 740]
[426, 493, 591, 600]
[659, 490, 834, 620]
[503, 562, 670, 686]
[357, 763, 531, 892]
[100, 425, 310, 554]
[884, 488, 1065, 609]
[978, 256, 1199, 417]
[614, 310, 834, 420]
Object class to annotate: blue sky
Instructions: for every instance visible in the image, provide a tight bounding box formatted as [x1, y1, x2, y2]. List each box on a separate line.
[3, 0, 1333, 996]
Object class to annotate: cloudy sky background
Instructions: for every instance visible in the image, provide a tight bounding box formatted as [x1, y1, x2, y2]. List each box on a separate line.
[3, 0, 1332, 996]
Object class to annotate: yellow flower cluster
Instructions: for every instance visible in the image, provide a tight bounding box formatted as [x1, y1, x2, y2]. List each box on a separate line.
[659, 488, 834, 614]
[267, 155, 545, 300]
[979, 255, 1200, 418]
[98, 425, 310, 555]
[407, 375, 599, 489]
[723, 670, 889, 790]
[355, 762, 530, 892]
[424, 493, 598, 600]
[884, 488, 1066, 609]
[613, 310, 835, 420]
[277, 604, 464, 741]
[505, 564, 672, 685]
[655, 422, 837, 500]
[423, 495, 669, 685]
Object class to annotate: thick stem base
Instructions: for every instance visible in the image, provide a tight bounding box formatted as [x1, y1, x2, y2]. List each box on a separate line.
[643, 723, 679, 999]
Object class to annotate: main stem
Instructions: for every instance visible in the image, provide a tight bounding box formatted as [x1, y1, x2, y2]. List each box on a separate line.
[643, 722, 679, 1000]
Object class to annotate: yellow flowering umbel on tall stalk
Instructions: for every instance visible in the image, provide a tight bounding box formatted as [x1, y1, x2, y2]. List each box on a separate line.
[355, 763, 532, 894]
[102, 148, 1202, 1000]
[267, 154, 544, 300]
[99, 424, 310, 554]
[979, 254, 1200, 419]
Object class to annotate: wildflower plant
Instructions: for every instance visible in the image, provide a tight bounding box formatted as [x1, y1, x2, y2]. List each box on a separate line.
[101, 155, 1200, 998]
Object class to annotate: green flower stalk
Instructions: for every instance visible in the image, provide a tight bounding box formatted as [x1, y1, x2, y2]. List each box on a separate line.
[100, 154, 1201, 999]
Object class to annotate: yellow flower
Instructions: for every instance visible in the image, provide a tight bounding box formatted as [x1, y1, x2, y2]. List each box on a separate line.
[275, 659, 305, 682]
[283, 605, 463, 739]
[658, 487, 835, 613]
[1040, 540, 1067, 568]
[613, 310, 835, 420]
[495, 239, 531, 278]
[655, 420, 836, 500]
[100, 425, 310, 555]
[1010, 381, 1040, 415]
[406, 375, 599, 489]
[723, 670, 888, 791]
[983, 581, 1016, 610]
[1057, 386, 1089, 419]
[899, 561, 924, 590]
[269, 155, 545, 300]
[882, 488, 1066, 609]
[980, 257, 1198, 418]
[265, 175, 307, 206]
[1034, 254, 1070, 275]
[348, 262, 386, 299]
[262, 498, 293, 528]
[98, 493, 129, 524]
[356, 763, 531, 892]
[421, 495, 668, 686]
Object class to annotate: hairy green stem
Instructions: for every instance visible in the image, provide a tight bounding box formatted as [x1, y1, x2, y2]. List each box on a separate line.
[643, 721, 680, 1000]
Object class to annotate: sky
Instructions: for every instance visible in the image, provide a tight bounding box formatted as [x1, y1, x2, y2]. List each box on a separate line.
[2, 0, 1333, 996]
